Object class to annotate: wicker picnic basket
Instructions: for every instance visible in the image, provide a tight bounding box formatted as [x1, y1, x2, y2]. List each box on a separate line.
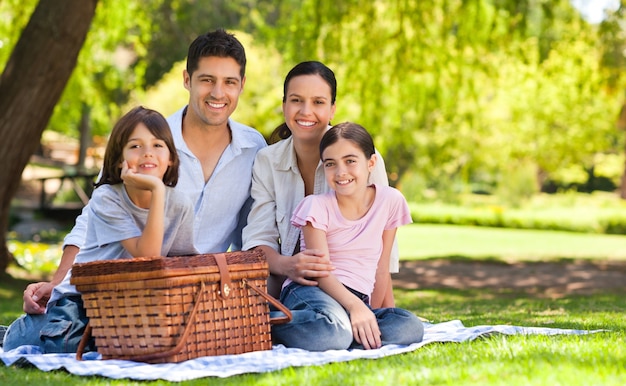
[70, 249, 291, 363]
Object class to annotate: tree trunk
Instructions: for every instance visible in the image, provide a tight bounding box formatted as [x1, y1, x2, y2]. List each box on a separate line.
[0, 0, 98, 273]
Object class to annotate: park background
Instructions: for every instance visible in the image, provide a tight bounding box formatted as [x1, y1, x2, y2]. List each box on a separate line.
[1, 1, 625, 385]
[3, 0, 626, 270]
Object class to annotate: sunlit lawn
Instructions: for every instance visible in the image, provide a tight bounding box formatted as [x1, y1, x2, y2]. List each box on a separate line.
[398, 223, 626, 261]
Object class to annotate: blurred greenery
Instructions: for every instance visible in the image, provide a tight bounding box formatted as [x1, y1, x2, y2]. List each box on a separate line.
[2, 0, 626, 196]
[7, 240, 62, 276]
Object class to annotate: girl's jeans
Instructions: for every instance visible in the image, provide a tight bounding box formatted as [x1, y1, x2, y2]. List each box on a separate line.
[271, 282, 424, 351]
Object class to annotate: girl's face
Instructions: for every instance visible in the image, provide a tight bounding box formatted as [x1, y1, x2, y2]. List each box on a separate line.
[283, 74, 336, 143]
[322, 138, 375, 195]
[122, 123, 172, 179]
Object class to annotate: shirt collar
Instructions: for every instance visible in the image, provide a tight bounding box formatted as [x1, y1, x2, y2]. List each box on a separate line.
[170, 106, 258, 157]
[273, 136, 299, 172]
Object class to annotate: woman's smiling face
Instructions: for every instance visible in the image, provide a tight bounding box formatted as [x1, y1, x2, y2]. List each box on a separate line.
[283, 74, 336, 143]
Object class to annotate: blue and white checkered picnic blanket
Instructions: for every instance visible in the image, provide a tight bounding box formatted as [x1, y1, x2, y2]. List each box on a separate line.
[0, 320, 604, 381]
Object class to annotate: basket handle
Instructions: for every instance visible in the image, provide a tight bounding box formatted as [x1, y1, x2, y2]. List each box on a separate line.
[243, 278, 292, 325]
[118, 280, 291, 362]
[76, 322, 92, 360]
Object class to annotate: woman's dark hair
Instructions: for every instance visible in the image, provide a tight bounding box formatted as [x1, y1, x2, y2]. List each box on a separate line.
[186, 28, 246, 79]
[319, 122, 375, 160]
[269, 61, 337, 143]
[96, 106, 180, 188]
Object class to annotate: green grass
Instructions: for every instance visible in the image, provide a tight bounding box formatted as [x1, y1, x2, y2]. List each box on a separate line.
[1, 225, 625, 385]
[1, 285, 623, 385]
[398, 224, 626, 261]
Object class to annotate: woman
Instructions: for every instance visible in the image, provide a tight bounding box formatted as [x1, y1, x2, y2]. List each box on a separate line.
[242, 61, 398, 307]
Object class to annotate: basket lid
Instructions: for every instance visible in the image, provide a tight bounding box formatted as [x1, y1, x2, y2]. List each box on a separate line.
[70, 249, 268, 285]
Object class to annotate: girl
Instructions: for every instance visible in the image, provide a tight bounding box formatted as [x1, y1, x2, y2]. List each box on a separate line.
[271, 122, 424, 351]
[6, 106, 197, 353]
[242, 61, 397, 307]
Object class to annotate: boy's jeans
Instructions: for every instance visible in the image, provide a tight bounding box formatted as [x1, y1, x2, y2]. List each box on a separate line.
[3, 296, 94, 353]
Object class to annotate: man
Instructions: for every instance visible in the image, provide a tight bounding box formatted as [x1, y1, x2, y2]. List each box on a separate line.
[3, 29, 267, 350]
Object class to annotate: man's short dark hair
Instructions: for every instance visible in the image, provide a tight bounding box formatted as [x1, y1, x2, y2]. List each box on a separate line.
[186, 28, 246, 79]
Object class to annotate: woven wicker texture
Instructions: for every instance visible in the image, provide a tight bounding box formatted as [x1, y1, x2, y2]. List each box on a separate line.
[71, 250, 274, 363]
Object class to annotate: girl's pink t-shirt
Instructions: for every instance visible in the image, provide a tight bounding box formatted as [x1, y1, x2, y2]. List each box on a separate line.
[290, 184, 412, 297]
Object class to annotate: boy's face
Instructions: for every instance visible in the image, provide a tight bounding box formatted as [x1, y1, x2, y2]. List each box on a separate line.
[183, 56, 245, 129]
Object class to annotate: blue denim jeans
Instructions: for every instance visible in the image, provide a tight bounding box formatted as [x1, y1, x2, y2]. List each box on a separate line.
[3, 313, 47, 351]
[271, 282, 424, 351]
[2, 296, 94, 353]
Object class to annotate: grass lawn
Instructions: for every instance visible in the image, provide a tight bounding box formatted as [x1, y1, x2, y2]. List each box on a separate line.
[1, 224, 625, 385]
[398, 224, 626, 261]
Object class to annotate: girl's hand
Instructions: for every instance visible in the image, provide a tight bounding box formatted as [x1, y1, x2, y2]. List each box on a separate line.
[348, 302, 381, 350]
[120, 160, 163, 191]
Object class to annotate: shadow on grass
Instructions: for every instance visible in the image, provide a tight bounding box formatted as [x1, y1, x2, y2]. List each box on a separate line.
[393, 257, 626, 298]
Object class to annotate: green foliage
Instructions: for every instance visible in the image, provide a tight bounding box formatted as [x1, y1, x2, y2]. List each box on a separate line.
[7, 240, 62, 275]
[0, 0, 37, 65]
[3, 0, 626, 198]
[250, 0, 626, 192]
[495, 160, 539, 207]
[1, 0, 160, 139]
